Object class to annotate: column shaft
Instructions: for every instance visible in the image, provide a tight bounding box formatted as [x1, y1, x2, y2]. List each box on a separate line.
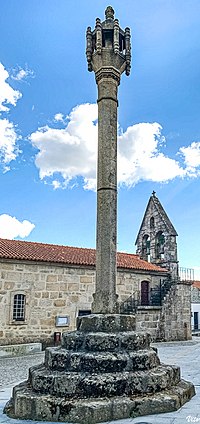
[92, 76, 119, 313]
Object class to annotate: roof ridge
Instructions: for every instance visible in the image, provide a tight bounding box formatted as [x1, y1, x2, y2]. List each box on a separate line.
[0, 238, 141, 257]
[118, 251, 139, 257]
[0, 237, 168, 273]
[0, 238, 96, 252]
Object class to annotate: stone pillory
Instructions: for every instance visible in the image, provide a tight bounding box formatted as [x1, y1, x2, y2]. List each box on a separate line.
[86, 6, 131, 314]
[4, 7, 195, 424]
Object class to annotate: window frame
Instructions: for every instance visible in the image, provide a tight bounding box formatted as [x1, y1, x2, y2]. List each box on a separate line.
[13, 293, 26, 322]
[10, 291, 28, 325]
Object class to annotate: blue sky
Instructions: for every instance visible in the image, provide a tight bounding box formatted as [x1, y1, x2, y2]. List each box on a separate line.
[0, 0, 200, 278]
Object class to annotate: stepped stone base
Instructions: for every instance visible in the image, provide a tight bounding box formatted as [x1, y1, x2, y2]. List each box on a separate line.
[4, 314, 195, 423]
[5, 380, 195, 423]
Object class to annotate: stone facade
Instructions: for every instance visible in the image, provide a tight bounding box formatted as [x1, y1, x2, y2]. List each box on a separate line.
[192, 285, 200, 303]
[136, 282, 192, 341]
[0, 191, 193, 346]
[0, 257, 191, 345]
[135, 192, 179, 280]
[134, 192, 193, 340]
[0, 258, 163, 345]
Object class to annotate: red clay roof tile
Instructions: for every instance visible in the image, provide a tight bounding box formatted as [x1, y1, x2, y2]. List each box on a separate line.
[193, 281, 200, 289]
[0, 238, 167, 273]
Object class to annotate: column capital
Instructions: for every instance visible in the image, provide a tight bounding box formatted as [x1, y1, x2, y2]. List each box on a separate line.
[95, 66, 121, 85]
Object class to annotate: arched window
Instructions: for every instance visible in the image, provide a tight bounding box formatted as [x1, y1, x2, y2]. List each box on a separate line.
[155, 231, 165, 259]
[141, 281, 149, 306]
[13, 294, 26, 321]
[150, 217, 154, 229]
[142, 234, 150, 261]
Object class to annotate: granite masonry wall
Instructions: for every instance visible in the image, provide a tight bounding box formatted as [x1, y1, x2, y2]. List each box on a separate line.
[136, 282, 192, 341]
[192, 286, 200, 303]
[159, 281, 192, 341]
[0, 259, 191, 345]
[0, 259, 162, 346]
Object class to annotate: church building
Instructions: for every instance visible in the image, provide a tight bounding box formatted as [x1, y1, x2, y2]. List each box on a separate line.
[0, 193, 192, 346]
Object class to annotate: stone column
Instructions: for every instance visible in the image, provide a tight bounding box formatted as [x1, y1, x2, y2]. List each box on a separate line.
[93, 68, 120, 313]
[86, 6, 131, 314]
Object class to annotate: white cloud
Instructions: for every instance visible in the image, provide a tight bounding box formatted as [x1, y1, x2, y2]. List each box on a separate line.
[0, 119, 18, 166]
[52, 180, 62, 189]
[54, 113, 64, 122]
[118, 123, 185, 186]
[30, 103, 98, 190]
[11, 65, 35, 82]
[0, 214, 35, 239]
[0, 64, 21, 169]
[29, 103, 200, 191]
[180, 142, 200, 169]
[0, 63, 22, 112]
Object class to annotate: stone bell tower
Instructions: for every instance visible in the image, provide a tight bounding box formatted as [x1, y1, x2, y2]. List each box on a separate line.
[135, 191, 179, 280]
[86, 6, 131, 313]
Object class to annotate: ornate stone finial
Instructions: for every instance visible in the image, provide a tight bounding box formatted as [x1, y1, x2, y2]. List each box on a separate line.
[125, 27, 131, 75]
[86, 26, 93, 71]
[95, 18, 102, 54]
[105, 6, 114, 20]
[113, 19, 119, 54]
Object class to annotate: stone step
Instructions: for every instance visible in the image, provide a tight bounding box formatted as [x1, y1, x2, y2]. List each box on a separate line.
[62, 330, 151, 352]
[45, 347, 160, 372]
[5, 379, 195, 423]
[29, 363, 180, 398]
[76, 314, 136, 333]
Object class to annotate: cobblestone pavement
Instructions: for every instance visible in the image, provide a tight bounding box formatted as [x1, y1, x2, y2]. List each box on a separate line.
[0, 338, 200, 423]
[0, 353, 44, 389]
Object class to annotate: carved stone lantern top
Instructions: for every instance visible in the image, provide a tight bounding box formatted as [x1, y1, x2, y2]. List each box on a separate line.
[86, 6, 131, 77]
